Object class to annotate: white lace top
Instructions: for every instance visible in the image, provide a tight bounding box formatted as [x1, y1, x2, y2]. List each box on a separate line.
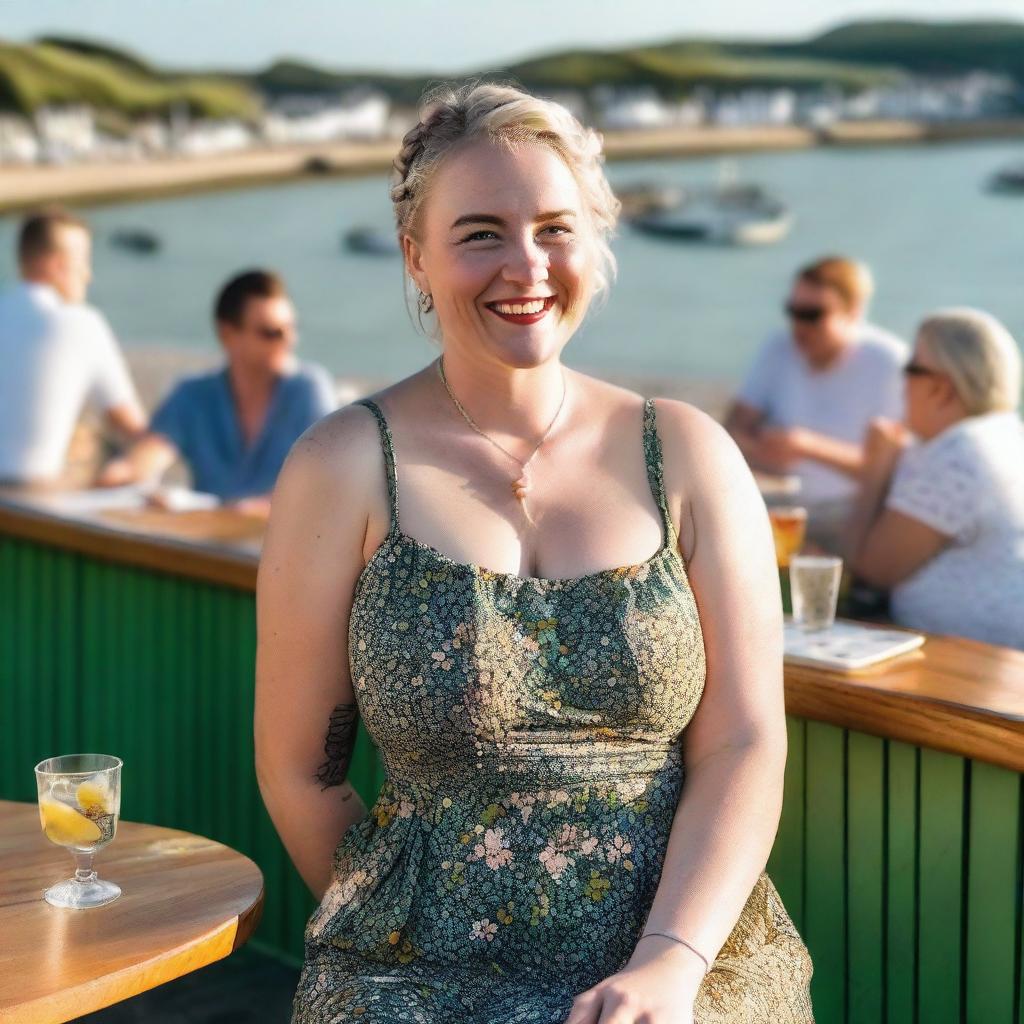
[886, 411, 1024, 650]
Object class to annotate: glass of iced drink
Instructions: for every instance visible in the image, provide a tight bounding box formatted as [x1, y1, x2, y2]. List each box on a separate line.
[789, 555, 843, 632]
[768, 506, 808, 568]
[34, 753, 122, 908]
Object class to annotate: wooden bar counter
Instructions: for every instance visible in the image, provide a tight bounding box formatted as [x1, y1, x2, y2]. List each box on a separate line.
[2, 490, 1022, 1023]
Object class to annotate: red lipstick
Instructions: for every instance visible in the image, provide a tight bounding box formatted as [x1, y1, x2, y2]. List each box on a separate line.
[484, 295, 557, 326]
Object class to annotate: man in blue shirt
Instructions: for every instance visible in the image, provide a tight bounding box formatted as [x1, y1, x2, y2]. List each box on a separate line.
[99, 270, 337, 514]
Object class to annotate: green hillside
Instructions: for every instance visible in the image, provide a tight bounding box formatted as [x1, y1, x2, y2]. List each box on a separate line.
[784, 19, 1024, 81]
[247, 19, 1023, 102]
[1, 20, 1022, 121]
[506, 43, 897, 94]
[247, 42, 898, 101]
[0, 38, 258, 118]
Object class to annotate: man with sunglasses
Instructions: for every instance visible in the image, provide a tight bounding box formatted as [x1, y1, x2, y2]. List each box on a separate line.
[725, 256, 907, 548]
[98, 270, 337, 513]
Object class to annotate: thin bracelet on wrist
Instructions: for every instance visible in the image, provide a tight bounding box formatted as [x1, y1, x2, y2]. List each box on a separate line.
[639, 930, 711, 976]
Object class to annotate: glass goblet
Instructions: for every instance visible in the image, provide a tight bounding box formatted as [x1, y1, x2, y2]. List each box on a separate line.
[34, 753, 122, 909]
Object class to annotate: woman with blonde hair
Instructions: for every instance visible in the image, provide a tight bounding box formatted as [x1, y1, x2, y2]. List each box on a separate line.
[257, 81, 813, 1023]
[846, 307, 1024, 648]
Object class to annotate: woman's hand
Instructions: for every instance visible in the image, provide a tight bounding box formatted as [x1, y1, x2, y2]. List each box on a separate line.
[564, 938, 704, 1024]
[863, 417, 909, 481]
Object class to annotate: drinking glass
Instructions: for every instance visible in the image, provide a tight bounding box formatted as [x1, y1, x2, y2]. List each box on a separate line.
[790, 555, 843, 632]
[34, 753, 122, 908]
[768, 506, 807, 569]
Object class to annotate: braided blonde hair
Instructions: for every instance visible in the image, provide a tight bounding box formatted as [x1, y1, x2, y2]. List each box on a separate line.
[391, 80, 621, 327]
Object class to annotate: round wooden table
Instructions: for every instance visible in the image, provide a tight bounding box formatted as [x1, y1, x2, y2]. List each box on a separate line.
[0, 800, 264, 1024]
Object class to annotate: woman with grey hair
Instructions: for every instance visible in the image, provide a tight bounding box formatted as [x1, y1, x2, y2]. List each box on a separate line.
[845, 307, 1024, 648]
[257, 81, 812, 1023]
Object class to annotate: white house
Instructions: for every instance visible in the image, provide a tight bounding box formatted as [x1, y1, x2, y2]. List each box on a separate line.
[262, 91, 391, 144]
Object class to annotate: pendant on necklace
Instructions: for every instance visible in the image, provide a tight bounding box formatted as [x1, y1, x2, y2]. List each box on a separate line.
[511, 470, 531, 503]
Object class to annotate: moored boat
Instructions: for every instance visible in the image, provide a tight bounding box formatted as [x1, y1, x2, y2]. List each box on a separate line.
[629, 184, 792, 246]
[988, 163, 1024, 194]
[343, 226, 400, 256]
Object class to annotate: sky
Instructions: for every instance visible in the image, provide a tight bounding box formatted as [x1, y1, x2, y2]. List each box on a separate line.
[2, 0, 1023, 73]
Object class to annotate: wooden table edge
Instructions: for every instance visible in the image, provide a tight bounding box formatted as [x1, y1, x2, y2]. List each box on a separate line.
[4, 895, 264, 1024]
[0, 802, 266, 1024]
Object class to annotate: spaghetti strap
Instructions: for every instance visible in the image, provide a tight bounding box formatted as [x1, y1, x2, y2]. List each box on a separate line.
[356, 399, 400, 535]
[642, 398, 677, 550]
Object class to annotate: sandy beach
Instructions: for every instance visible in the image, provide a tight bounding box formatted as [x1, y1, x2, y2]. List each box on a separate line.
[4, 118, 1024, 214]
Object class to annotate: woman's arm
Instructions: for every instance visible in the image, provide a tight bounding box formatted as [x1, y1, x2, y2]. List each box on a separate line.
[843, 419, 950, 588]
[643, 402, 790, 978]
[568, 401, 793, 1023]
[254, 405, 384, 901]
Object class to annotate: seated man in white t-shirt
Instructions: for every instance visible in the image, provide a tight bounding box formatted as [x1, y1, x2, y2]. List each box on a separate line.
[0, 208, 146, 485]
[725, 256, 907, 548]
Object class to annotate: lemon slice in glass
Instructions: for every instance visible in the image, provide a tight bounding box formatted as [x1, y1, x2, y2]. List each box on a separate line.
[39, 797, 102, 846]
[76, 780, 112, 816]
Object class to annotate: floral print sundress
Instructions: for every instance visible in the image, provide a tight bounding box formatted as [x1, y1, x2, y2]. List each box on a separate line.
[290, 397, 814, 1023]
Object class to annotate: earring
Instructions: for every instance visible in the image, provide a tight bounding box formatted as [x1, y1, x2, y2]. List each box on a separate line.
[418, 290, 434, 314]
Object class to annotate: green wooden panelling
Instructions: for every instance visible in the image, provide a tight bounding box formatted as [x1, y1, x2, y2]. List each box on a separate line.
[847, 732, 884, 1024]
[886, 741, 918, 1024]
[0, 539, 16, 791]
[4, 531, 1024, 1002]
[17, 543, 38, 792]
[805, 721, 847, 1023]
[0, 536, 381, 963]
[918, 748, 966, 1024]
[965, 762, 1019, 1024]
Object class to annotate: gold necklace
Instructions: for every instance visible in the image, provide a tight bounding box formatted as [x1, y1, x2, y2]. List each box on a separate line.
[436, 356, 567, 524]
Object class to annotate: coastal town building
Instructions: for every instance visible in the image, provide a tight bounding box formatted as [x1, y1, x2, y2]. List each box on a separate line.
[0, 71, 1021, 166]
[262, 91, 391, 144]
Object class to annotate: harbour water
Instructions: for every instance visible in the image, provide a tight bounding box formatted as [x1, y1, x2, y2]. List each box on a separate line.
[1, 138, 1022, 389]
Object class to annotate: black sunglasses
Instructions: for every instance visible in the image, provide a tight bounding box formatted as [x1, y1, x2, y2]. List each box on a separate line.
[903, 361, 939, 378]
[253, 325, 293, 341]
[784, 303, 827, 323]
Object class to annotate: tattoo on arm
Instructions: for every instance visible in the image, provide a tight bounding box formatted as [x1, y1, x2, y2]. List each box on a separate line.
[314, 702, 359, 791]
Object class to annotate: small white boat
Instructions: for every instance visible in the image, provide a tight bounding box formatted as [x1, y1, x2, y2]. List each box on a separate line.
[630, 185, 792, 246]
[343, 227, 400, 256]
[615, 182, 686, 218]
[627, 162, 791, 246]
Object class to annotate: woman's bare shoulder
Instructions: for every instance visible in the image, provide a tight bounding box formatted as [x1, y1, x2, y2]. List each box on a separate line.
[650, 397, 759, 512]
[273, 370, 431, 527]
[284, 400, 383, 495]
[263, 402, 387, 579]
[650, 396, 730, 447]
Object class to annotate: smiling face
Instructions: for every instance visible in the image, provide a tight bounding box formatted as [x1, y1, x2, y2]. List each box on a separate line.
[402, 138, 595, 369]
